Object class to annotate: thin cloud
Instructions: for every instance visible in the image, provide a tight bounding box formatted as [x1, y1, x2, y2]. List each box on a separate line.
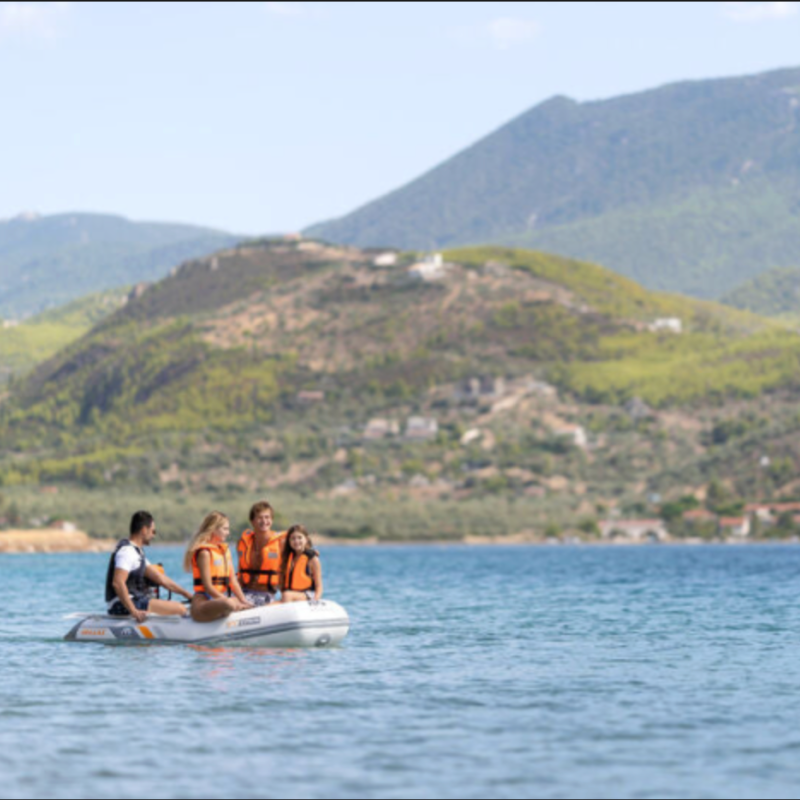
[722, 2, 799, 21]
[487, 17, 541, 50]
[0, 2, 70, 37]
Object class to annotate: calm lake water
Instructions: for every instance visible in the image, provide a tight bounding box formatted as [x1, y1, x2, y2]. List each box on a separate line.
[3, 544, 800, 799]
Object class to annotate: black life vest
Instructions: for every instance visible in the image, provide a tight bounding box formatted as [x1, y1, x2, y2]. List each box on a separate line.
[105, 539, 148, 603]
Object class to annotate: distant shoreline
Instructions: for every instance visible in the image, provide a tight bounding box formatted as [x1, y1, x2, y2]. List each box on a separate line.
[2, 529, 798, 553]
[0, 529, 114, 554]
[312, 533, 800, 547]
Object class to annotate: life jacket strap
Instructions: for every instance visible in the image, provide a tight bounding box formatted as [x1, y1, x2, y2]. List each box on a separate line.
[239, 568, 280, 577]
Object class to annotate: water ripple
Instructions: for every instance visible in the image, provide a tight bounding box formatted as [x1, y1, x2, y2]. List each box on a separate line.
[3, 546, 800, 798]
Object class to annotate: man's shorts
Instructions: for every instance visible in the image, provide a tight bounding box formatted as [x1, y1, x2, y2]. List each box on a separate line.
[107, 595, 150, 617]
[244, 591, 277, 607]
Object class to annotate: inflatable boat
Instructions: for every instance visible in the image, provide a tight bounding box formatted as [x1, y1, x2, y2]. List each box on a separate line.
[64, 600, 350, 648]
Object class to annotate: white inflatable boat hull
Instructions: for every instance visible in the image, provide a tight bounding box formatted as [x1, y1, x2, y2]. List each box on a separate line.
[65, 600, 350, 648]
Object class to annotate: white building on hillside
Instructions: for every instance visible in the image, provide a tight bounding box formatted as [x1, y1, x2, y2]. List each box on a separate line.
[364, 419, 400, 440]
[719, 517, 751, 537]
[405, 417, 439, 441]
[599, 519, 669, 542]
[373, 252, 398, 267]
[408, 253, 447, 282]
[650, 318, 683, 334]
[552, 423, 588, 449]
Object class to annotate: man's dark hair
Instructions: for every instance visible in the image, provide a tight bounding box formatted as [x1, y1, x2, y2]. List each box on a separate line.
[130, 511, 154, 536]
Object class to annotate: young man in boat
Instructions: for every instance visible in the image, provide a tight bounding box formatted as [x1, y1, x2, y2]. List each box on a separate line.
[106, 511, 191, 622]
[237, 501, 287, 606]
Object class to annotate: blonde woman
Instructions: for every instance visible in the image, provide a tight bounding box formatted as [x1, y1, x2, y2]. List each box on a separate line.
[184, 511, 253, 622]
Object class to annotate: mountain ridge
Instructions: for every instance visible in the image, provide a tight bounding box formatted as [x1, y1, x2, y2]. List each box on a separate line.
[0, 212, 242, 318]
[306, 66, 800, 299]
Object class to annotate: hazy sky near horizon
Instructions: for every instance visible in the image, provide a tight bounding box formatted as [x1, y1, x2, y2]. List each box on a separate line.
[2, 1, 800, 235]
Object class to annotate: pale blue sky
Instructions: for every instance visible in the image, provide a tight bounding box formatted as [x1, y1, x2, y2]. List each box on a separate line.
[1, 1, 799, 235]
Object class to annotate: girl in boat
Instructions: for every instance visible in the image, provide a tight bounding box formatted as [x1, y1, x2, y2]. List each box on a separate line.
[280, 525, 323, 603]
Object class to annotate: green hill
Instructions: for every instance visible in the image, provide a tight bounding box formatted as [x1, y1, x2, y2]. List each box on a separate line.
[721, 266, 800, 317]
[4, 241, 800, 541]
[4, 241, 783, 435]
[307, 67, 800, 300]
[0, 288, 129, 383]
[0, 212, 240, 318]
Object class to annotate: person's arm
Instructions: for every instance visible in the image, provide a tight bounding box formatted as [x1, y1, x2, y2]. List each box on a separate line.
[235, 539, 249, 590]
[144, 564, 191, 600]
[112, 569, 147, 623]
[228, 572, 253, 609]
[311, 557, 323, 601]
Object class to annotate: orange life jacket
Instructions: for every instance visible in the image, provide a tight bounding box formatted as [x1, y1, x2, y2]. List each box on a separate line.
[283, 549, 318, 593]
[237, 530, 286, 593]
[192, 543, 234, 596]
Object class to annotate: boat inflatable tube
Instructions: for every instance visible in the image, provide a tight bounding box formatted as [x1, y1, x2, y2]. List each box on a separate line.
[65, 600, 350, 648]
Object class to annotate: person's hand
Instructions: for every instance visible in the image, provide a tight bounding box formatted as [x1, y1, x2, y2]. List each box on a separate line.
[233, 599, 253, 612]
[132, 609, 147, 624]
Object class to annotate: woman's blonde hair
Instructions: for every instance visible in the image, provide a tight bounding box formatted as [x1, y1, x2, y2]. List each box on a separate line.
[183, 511, 229, 572]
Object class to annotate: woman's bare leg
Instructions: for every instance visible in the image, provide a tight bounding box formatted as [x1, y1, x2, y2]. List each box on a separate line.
[190, 595, 235, 622]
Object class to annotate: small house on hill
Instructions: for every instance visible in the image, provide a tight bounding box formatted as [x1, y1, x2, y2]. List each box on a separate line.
[650, 318, 683, 334]
[745, 504, 775, 522]
[405, 417, 439, 441]
[408, 254, 447, 282]
[49, 520, 78, 533]
[364, 419, 400, 441]
[719, 517, 751, 537]
[551, 423, 588, 450]
[599, 519, 669, 542]
[373, 252, 398, 268]
[456, 376, 506, 402]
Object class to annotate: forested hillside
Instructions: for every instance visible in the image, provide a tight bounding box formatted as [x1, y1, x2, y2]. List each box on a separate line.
[308, 67, 800, 299]
[3, 240, 800, 541]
